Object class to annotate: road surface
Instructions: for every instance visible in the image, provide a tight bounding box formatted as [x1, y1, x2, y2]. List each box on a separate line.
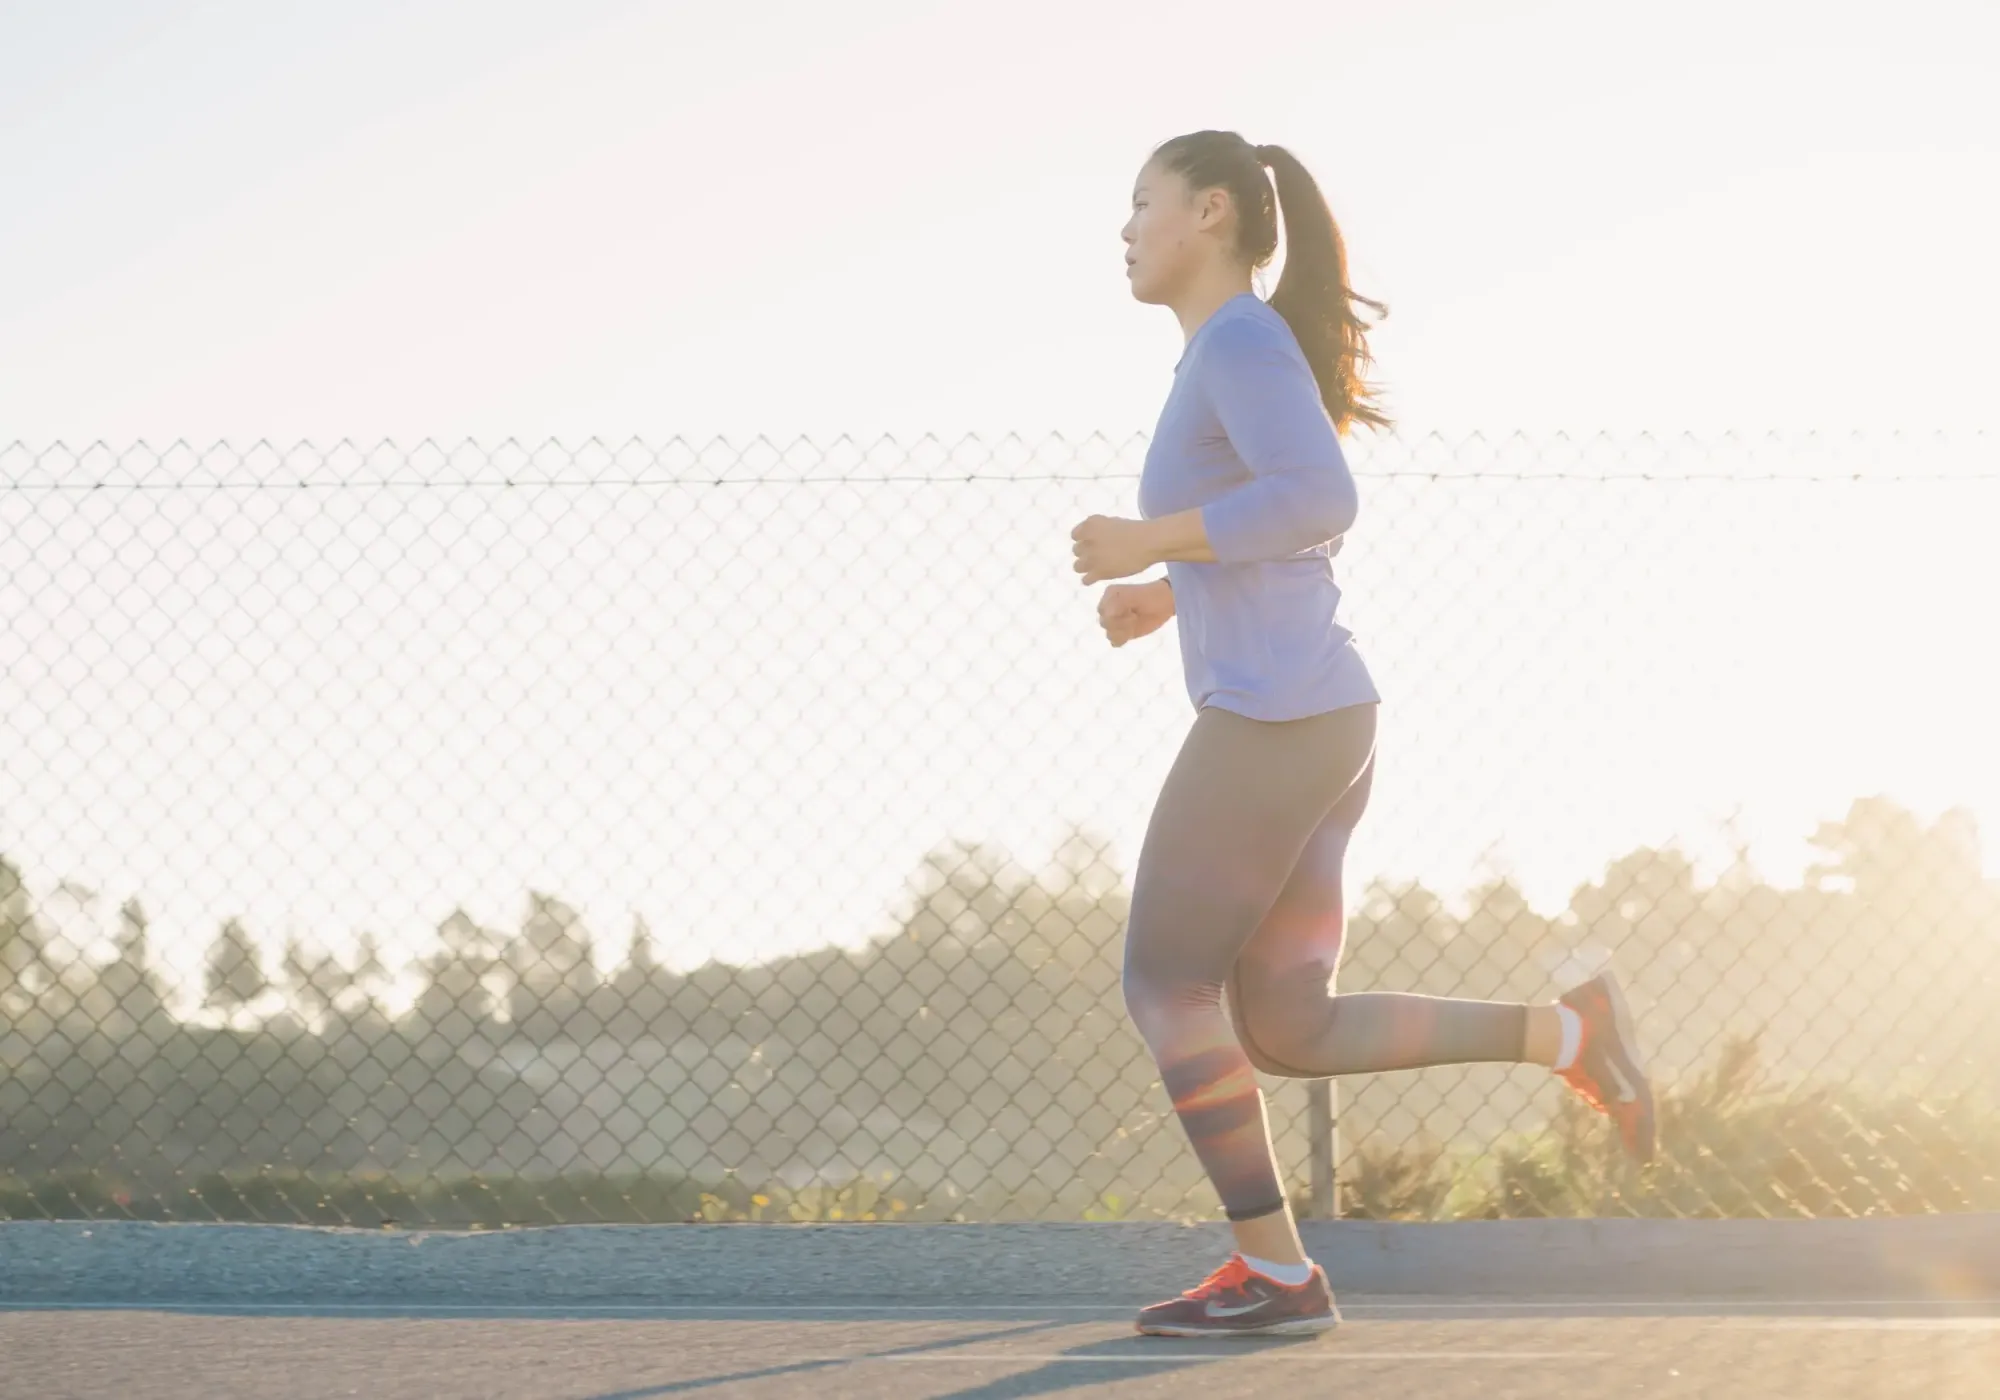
[5, 1298, 1997, 1398]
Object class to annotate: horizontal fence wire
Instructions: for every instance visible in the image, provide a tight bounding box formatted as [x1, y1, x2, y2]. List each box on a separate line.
[1, 433, 1997, 1226]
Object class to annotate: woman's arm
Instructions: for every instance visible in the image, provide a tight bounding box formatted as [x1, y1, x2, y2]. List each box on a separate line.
[1139, 509, 1217, 564]
[1191, 313, 1359, 564]
[1070, 315, 1357, 582]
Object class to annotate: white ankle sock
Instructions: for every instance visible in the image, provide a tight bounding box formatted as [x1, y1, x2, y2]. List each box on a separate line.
[1242, 1254, 1315, 1287]
[1553, 1004, 1583, 1071]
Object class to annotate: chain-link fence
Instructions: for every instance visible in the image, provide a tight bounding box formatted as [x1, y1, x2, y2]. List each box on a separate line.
[2, 434, 1996, 1227]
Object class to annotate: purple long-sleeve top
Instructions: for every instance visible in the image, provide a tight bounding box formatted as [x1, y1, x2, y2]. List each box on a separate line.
[1136, 293, 1381, 721]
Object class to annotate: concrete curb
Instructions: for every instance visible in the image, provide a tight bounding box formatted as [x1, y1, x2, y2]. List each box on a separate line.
[4, 1217, 1998, 1306]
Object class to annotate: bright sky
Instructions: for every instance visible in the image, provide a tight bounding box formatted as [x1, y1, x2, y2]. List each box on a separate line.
[2, 1, 1997, 993]
[4, 0, 1997, 440]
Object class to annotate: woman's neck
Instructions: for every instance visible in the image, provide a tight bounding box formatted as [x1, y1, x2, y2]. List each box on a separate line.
[1170, 267, 1256, 342]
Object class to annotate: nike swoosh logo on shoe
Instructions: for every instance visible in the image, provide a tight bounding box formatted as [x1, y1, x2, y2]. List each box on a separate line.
[1205, 1299, 1274, 1319]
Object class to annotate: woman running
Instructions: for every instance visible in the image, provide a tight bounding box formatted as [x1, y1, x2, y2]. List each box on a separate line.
[1070, 129, 1656, 1339]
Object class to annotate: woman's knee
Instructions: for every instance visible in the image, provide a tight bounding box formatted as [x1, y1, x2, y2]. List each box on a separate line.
[1234, 1019, 1297, 1076]
[1122, 958, 1225, 1060]
[1120, 963, 1163, 1045]
[1229, 969, 1333, 1077]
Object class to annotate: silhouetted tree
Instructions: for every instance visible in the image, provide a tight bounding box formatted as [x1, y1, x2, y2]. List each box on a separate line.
[280, 933, 349, 1023]
[0, 854, 48, 1006]
[600, 914, 679, 1038]
[204, 918, 270, 1011]
[98, 897, 168, 1024]
[624, 913, 659, 979]
[416, 908, 500, 1025]
[353, 931, 388, 989]
[506, 892, 598, 1035]
[1809, 797, 1984, 909]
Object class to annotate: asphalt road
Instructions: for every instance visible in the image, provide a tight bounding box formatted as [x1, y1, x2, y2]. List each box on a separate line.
[5, 1299, 1998, 1399]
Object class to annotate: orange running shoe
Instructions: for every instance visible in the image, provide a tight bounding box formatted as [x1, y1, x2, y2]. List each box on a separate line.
[1558, 971, 1657, 1164]
[1134, 1255, 1340, 1338]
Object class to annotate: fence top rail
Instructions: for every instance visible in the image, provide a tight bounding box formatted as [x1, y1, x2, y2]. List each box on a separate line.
[1, 430, 1995, 490]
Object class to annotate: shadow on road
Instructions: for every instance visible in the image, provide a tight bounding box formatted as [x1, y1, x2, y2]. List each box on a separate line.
[573, 1319, 1074, 1399]
[919, 1332, 1322, 1400]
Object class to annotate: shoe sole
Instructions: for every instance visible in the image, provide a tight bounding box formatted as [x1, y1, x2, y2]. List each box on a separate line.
[1136, 1310, 1342, 1338]
[1595, 972, 1657, 1163]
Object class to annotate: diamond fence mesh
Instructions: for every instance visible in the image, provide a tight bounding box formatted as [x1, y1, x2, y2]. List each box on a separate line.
[1, 434, 1997, 1226]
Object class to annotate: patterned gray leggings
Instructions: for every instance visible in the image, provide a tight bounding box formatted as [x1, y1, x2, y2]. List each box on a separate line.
[1122, 703, 1531, 1222]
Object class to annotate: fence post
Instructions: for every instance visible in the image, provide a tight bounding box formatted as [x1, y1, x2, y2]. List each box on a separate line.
[1306, 1078, 1338, 1219]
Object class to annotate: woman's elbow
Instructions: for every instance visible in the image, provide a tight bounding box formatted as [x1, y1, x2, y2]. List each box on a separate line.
[1309, 473, 1359, 543]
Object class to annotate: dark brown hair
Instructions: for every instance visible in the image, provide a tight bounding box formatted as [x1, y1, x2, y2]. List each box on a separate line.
[1153, 130, 1390, 433]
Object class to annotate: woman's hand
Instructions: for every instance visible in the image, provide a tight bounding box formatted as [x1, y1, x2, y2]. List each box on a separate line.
[1098, 579, 1175, 648]
[1072, 510, 1215, 585]
[1071, 515, 1162, 585]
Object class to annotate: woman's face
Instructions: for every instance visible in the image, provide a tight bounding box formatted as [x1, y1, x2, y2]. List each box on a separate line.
[1122, 160, 1215, 306]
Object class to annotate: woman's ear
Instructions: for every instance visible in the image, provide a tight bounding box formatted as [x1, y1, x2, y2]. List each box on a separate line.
[1191, 184, 1232, 235]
